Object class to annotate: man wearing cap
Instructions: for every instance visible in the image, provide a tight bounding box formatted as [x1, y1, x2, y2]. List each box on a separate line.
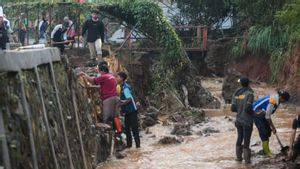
[0, 6, 9, 50]
[231, 77, 254, 164]
[80, 10, 105, 62]
[252, 90, 290, 157]
[51, 20, 70, 54]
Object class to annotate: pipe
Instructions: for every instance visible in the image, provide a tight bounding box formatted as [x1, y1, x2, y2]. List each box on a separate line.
[20, 74, 39, 169]
[49, 62, 74, 169]
[34, 66, 59, 169]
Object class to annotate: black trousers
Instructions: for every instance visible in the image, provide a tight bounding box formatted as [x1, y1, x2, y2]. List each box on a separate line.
[125, 111, 140, 147]
[292, 136, 300, 161]
[18, 29, 26, 46]
[254, 118, 271, 141]
[236, 122, 253, 149]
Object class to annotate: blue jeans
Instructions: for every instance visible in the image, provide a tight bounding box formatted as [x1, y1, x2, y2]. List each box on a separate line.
[236, 121, 253, 149]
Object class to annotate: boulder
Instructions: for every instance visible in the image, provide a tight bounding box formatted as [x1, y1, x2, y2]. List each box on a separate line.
[141, 116, 157, 128]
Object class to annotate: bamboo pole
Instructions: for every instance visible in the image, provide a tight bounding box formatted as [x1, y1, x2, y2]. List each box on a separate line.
[71, 86, 88, 169]
[49, 62, 74, 169]
[34, 67, 59, 169]
[20, 74, 39, 169]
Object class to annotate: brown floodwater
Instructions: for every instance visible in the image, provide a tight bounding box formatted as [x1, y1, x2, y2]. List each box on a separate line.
[98, 78, 299, 169]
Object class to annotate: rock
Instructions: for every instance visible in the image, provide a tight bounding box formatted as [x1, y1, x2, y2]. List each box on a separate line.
[145, 112, 159, 120]
[184, 76, 221, 109]
[115, 152, 127, 159]
[141, 116, 157, 128]
[196, 131, 203, 136]
[171, 123, 192, 136]
[222, 69, 242, 103]
[202, 127, 220, 134]
[158, 136, 184, 145]
[161, 90, 185, 112]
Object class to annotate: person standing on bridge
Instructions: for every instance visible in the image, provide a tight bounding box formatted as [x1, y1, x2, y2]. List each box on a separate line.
[51, 20, 70, 54]
[80, 9, 105, 62]
[252, 90, 290, 157]
[79, 63, 119, 125]
[231, 77, 254, 164]
[0, 6, 9, 50]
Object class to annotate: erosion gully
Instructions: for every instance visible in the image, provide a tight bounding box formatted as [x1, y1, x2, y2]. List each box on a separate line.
[98, 78, 298, 169]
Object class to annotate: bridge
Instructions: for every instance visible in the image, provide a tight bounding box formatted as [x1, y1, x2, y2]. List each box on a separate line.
[116, 25, 208, 52]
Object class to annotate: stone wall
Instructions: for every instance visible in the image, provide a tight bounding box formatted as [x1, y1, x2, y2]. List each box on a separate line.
[0, 48, 112, 169]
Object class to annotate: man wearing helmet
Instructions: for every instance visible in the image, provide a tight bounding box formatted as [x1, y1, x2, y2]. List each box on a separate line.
[252, 90, 290, 157]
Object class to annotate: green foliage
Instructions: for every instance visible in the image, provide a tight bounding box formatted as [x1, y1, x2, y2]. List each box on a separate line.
[230, 39, 246, 58]
[270, 48, 286, 82]
[276, 0, 300, 41]
[232, 0, 286, 25]
[171, 0, 233, 26]
[247, 25, 289, 53]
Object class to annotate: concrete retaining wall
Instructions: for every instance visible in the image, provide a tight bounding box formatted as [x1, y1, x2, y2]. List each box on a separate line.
[0, 48, 112, 169]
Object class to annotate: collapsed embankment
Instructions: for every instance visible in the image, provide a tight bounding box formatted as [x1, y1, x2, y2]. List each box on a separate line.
[207, 38, 300, 105]
[0, 48, 112, 169]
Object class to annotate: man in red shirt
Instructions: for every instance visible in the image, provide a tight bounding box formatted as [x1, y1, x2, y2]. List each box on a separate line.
[80, 63, 119, 125]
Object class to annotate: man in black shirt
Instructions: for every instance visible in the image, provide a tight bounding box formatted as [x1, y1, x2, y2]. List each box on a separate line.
[51, 21, 69, 54]
[80, 10, 104, 62]
[288, 114, 300, 161]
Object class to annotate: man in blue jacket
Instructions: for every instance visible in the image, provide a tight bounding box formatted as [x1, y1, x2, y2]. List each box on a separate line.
[116, 72, 140, 148]
[253, 90, 290, 156]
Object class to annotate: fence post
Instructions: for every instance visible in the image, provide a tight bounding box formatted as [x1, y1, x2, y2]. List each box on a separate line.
[196, 26, 201, 48]
[202, 27, 208, 50]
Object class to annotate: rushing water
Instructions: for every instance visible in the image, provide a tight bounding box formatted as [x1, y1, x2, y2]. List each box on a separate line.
[98, 78, 299, 169]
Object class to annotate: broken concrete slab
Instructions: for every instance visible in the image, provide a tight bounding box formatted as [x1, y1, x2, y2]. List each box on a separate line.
[0, 48, 60, 72]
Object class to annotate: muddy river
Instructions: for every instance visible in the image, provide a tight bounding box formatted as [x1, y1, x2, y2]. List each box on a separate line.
[98, 78, 299, 169]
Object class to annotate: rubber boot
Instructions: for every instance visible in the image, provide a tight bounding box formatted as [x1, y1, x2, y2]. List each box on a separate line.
[135, 137, 140, 148]
[262, 141, 273, 157]
[243, 148, 251, 164]
[235, 146, 243, 161]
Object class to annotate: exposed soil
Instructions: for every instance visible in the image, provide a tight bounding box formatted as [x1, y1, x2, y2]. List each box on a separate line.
[277, 43, 300, 105]
[227, 54, 271, 82]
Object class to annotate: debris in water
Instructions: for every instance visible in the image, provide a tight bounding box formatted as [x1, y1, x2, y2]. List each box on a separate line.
[158, 136, 184, 145]
[202, 127, 220, 134]
[171, 123, 192, 136]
